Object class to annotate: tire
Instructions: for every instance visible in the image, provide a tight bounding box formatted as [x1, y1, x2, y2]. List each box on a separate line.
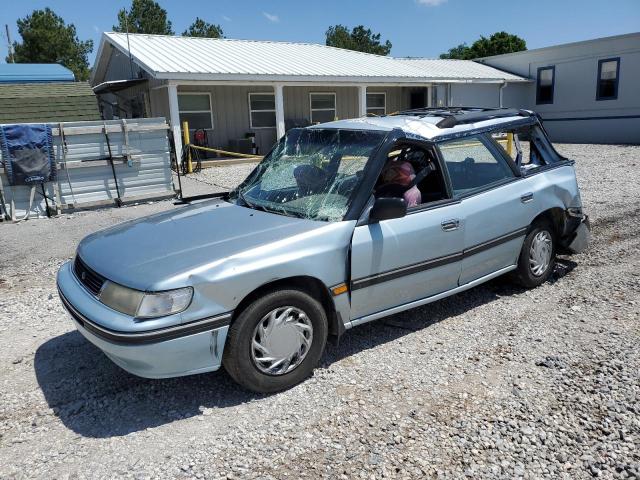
[512, 221, 556, 288]
[223, 289, 328, 393]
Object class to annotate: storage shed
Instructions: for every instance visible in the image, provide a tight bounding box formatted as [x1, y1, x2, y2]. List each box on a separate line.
[0, 82, 102, 124]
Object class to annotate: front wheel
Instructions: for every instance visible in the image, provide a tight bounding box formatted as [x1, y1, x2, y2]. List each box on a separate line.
[223, 289, 328, 393]
[512, 222, 556, 288]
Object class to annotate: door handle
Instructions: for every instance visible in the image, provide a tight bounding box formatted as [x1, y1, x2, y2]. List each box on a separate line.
[521, 192, 534, 203]
[441, 219, 460, 232]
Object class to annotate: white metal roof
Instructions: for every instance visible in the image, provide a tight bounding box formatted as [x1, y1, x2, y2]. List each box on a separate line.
[94, 33, 528, 84]
[394, 58, 526, 82]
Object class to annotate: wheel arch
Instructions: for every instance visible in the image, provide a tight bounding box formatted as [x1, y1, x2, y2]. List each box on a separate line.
[231, 276, 344, 338]
[530, 207, 566, 237]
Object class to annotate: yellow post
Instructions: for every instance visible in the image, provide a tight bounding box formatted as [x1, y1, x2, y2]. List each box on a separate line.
[506, 132, 514, 157]
[182, 121, 193, 173]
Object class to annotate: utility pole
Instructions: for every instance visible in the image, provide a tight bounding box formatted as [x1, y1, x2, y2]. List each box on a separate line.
[124, 13, 135, 78]
[5, 24, 15, 63]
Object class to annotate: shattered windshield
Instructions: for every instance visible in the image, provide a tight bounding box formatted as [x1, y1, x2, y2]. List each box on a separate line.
[231, 129, 386, 221]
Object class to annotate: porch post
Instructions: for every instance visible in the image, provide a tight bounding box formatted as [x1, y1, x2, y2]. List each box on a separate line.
[274, 83, 285, 139]
[358, 85, 367, 117]
[167, 82, 182, 162]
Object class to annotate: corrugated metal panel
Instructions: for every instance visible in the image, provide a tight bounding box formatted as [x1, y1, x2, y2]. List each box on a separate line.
[0, 118, 174, 220]
[98, 33, 529, 83]
[0, 63, 75, 83]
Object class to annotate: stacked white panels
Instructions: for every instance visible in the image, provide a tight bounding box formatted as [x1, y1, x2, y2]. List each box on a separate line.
[0, 118, 175, 220]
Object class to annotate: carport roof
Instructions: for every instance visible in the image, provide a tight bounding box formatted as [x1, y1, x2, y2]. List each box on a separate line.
[92, 32, 528, 85]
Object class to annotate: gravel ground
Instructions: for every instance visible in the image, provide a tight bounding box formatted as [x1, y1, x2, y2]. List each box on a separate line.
[0, 144, 638, 479]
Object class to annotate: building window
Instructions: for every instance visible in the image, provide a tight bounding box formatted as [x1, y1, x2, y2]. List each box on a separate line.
[596, 57, 620, 101]
[310, 93, 336, 124]
[536, 66, 555, 105]
[366, 92, 386, 116]
[178, 93, 213, 129]
[248, 93, 277, 128]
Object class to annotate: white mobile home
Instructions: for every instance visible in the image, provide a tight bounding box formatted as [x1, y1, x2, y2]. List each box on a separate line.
[478, 32, 640, 144]
[90, 33, 527, 158]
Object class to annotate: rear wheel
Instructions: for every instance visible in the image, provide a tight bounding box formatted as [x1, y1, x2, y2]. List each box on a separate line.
[512, 221, 556, 288]
[223, 289, 328, 393]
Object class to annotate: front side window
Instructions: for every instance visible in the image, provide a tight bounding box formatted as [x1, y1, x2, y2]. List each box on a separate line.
[232, 129, 386, 221]
[178, 93, 213, 129]
[536, 66, 555, 105]
[597, 58, 620, 100]
[310, 93, 336, 124]
[366, 92, 386, 116]
[438, 135, 515, 197]
[249, 93, 276, 128]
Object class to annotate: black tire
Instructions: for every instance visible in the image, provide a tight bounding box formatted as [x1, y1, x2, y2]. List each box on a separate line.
[512, 221, 556, 288]
[223, 289, 328, 393]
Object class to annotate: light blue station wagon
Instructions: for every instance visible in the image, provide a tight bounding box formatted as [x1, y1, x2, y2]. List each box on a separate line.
[57, 107, 590, 392]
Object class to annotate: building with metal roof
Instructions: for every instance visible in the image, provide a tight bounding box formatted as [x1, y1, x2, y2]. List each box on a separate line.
[0, 63, 75, 83]
[91, 32, 531, 158]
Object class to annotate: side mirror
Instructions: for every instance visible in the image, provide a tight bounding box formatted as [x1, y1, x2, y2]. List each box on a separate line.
[369, 197, 407, 222]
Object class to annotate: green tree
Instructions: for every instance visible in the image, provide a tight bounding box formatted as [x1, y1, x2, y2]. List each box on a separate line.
[439, 43, 472, 60]
[114, 0, 173, 35]
[182, 18, 224, 38]
[8, 8, 93, 81]
[440, 32, 526, 59]
[325, 25, 392, 56]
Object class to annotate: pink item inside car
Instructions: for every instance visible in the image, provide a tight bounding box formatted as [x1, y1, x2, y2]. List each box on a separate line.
[379, 161, 422, 207]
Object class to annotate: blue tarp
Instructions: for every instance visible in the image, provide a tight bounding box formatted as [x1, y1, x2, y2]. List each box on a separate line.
[0, 124, 56, 186]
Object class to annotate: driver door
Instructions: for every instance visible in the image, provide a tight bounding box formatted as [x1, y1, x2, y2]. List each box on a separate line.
[349, 203, 465, 320]
[348, 142, 465, 321]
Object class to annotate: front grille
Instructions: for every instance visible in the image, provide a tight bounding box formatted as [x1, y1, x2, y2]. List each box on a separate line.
[73, 256, 106, 296]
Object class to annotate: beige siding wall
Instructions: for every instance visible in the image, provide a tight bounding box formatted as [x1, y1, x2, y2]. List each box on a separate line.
[144, 85, 415, 154]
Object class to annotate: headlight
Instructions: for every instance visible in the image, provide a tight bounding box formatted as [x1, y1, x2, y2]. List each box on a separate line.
[99, 282, 193, 319]
[136, 287, 193, 319]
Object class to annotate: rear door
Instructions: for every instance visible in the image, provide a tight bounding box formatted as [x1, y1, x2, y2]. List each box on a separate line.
[438, 134, 539, 285]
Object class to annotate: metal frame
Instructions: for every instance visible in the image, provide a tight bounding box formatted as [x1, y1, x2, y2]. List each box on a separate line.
[177, 91, 214, 130]
[536, 66, 555, 105]
[596, 57, 621, 101]
[248, 92, 277, 129]
[309, 92, 337, 124]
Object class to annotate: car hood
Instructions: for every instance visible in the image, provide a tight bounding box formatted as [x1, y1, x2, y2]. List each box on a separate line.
[77, 199, 336, 291]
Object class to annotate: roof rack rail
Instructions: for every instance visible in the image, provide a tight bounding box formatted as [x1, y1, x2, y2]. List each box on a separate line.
[390, 107, 532, 129]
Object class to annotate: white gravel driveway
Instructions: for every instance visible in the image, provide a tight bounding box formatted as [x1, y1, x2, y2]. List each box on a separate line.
[0, 144, 638, 479]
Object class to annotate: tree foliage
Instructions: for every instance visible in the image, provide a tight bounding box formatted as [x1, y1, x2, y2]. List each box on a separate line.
[325, 25, 392, 56]
[440, 32, 526, 59]
[182, 18, 224, 38]
[8, 8, 93, 81]
[114, 0, 173, 35]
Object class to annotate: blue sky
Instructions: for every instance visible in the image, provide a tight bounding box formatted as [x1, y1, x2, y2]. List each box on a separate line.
[1, 0, 638, 64]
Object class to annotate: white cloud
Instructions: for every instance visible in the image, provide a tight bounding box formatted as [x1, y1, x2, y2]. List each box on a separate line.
[416, 0, 448, 6]
[222, 15, 232, 22]
[93, 25, 101, 34]
[262, 12, 280, 23]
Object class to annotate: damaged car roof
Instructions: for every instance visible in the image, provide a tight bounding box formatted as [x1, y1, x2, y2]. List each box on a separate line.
[312, 108, 537, 141]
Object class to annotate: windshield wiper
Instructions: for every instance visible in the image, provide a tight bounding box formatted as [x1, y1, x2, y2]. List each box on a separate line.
[236, 189, 255, 209]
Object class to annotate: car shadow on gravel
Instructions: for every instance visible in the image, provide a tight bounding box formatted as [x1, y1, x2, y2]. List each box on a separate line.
[34, 331, 261, 438]
[35, 260, 576, 439]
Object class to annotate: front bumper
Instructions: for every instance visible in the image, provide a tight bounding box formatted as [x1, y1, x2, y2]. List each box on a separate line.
[56, 261, 231, 379]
